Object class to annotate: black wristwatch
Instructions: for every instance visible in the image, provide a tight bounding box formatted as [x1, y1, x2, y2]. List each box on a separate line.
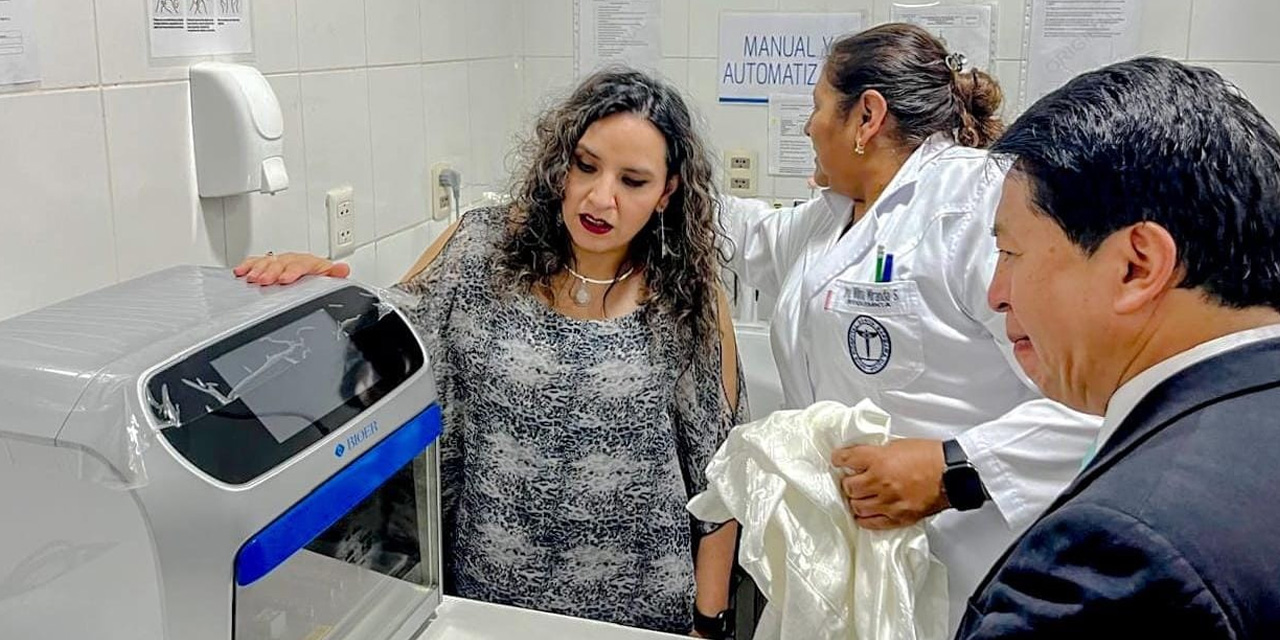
[693, 608, 734, 639]
[942, 439, 988, 511]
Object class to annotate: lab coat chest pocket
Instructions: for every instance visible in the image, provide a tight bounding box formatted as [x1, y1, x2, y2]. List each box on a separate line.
[823, 279, 926, 390]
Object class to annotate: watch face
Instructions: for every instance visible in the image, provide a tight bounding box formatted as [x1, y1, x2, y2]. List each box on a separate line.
[946, 464, 985, 510]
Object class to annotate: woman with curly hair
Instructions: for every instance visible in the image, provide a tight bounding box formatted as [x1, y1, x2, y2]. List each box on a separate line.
[234, 68, 746, 637]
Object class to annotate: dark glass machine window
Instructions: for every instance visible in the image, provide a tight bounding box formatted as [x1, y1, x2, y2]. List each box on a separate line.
[148, 287, 423, 484]
[305, 461, 424, 583]
[233, 455, 437, 640]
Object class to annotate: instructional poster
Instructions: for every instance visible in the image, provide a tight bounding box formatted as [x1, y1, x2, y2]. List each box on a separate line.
[769, 93, 815, 177]
[892, 3, 995, 72]
[0, 0, 39, 85]
[719, 13, 865, 104]
[575, 0, 661, 77]
[1024, 0, 1142, 106]
[149, 0, 252, 58]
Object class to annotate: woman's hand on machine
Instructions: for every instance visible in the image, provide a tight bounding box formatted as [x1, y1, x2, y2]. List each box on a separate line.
[233, 252, 350, 286]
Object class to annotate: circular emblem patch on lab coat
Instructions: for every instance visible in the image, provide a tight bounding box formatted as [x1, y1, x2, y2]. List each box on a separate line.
[847, 315, 891, 374]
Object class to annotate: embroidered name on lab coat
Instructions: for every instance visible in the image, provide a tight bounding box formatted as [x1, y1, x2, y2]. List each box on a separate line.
[826, 283, 903, 311]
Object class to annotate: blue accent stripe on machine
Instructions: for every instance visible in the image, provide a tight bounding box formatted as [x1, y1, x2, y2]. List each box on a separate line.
[719, 97, 769, 104]
[235, 404, 443, 587]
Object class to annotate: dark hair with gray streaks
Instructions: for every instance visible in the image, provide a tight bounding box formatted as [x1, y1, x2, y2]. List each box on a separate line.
[826, 22, 1003, 149]
[501, 67, 728, 350]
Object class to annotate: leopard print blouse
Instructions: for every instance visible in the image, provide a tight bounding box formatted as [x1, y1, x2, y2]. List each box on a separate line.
[397, 206, 747, 633]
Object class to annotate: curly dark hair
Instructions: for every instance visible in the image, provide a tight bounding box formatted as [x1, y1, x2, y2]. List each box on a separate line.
[501, 67, 728, 349]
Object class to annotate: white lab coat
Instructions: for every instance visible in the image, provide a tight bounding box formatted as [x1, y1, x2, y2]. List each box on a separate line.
[722, 134, 1100, 633]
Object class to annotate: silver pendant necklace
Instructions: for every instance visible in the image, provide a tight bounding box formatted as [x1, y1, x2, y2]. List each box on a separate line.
[565, 265, 635, 307]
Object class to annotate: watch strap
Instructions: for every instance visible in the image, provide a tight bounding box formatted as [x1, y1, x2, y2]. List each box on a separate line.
[943, 438, 968, 467]
[692, 608, 734, 639]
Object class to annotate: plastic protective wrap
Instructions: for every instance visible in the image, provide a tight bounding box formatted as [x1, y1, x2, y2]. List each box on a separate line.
[0, 266, 414, 490]
[688, 400, 948, 640]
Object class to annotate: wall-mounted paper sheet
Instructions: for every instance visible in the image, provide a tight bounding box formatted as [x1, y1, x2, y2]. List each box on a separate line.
[0, 0, 39, 85]
[149, 0, 252, 58]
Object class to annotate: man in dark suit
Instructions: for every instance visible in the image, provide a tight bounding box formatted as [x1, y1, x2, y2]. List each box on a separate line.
[957, 57, 1280, 638]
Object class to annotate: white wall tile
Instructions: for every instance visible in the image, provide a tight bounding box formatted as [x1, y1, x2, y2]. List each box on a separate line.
[466, 59, 522, 191]
[772, 176, 813, 201]
[300, 70, 376, 254]
[31, 0, 99, 89]
[1197, 61, 1280, 129]
[994, 0, 1028, 61]
[1189, 0, 1280, 62]
[366, 0, 423, 65]
[374, 221, 447, 287]
[96, 0, 201, 84]
[421, 0, 469, 62]
[346, 241, 379, 284]
[779, 0, 874, 37]
[423, 62, 473, 196]
[0, 89, 116, 320]
[690, 0, 778, 59]
[662, 0, 690, 57]
[224, 75, 311, 263]
[869, 0, 890, 25]
[297, 0, 367, 70]
[369, 66, 429, 237]
[522, 56, 576, 121]
[103, 82, 226, 279]
[252, 0, 300, 73]
[1138, 0, 1192, 59]
[467, 0, 521, 59]
[659, 58, 690, 94]
[524, 0, 573, 58]
[994, 59, 1024, 120]
[779, 0, 872, 15]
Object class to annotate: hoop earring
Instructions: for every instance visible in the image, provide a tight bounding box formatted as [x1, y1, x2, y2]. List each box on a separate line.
[854, 139, 865, 155]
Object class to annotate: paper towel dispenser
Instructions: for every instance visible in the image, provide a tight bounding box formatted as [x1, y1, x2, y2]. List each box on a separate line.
[190, 62, 289, 197]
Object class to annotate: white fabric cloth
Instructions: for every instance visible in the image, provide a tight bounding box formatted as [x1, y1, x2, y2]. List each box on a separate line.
[720, 135, 1100, 630]
[688, 400, 949, 640]
[1083, 322, 1280, 467]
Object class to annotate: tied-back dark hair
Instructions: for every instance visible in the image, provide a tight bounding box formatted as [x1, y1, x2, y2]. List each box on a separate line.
[992, 57, 1280, 311]
[826, 22, 1003, 148]
[501, 68, 727, 349]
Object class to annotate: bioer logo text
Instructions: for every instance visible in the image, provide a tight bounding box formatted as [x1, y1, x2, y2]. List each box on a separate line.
[334, 421, 379, 458]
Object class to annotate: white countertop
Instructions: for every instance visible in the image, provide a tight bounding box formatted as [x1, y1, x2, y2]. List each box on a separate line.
[415, 596, 687, 639]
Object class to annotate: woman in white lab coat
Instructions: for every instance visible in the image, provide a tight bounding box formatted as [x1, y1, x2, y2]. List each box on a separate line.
[723, 23, 1099, 631]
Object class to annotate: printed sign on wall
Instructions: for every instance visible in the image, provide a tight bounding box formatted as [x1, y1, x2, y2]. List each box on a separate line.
[150, 0, 252, 58]
[718, 12, 865, 104]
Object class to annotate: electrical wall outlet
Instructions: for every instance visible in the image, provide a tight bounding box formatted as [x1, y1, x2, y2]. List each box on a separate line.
[430, 162, 454, 221]
[724, 149, 758, 197]
[327, 185, 356, 259]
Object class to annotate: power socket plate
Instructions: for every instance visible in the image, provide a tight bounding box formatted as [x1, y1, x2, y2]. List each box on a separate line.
[326, 185, 356, 259]
[430, 162, 454, 221]
[724, 149, 758, 197]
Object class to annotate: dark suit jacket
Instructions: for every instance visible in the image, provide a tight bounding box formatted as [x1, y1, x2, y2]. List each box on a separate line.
[957, 337, 1280, 639]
